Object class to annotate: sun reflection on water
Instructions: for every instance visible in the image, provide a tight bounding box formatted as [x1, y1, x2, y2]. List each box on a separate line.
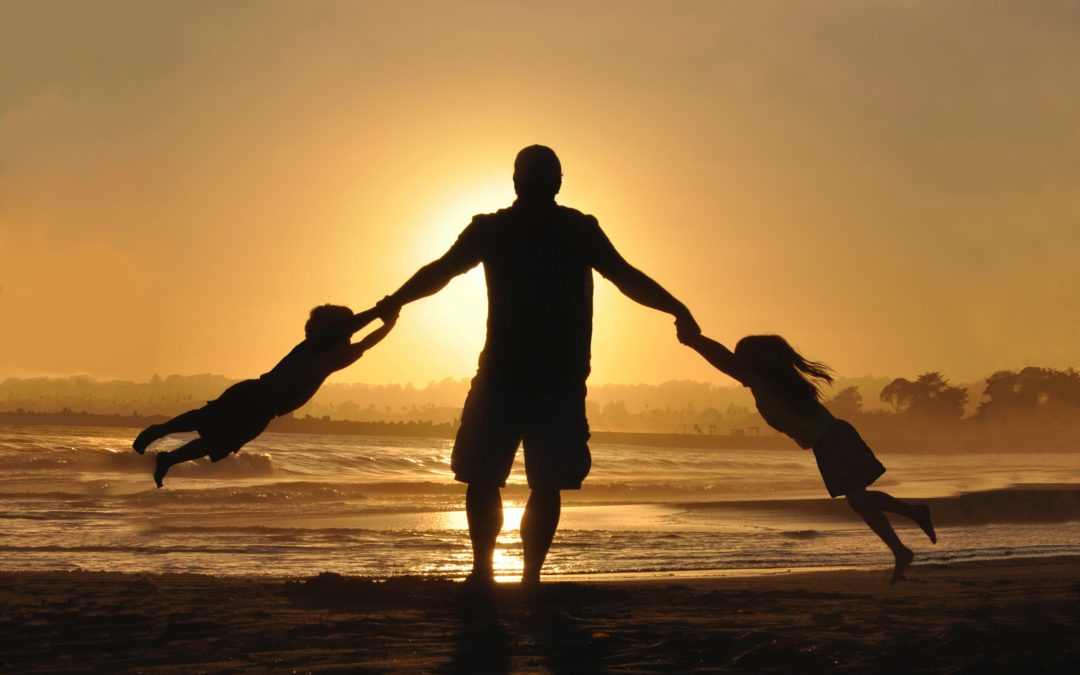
[438, 505, 527, 581]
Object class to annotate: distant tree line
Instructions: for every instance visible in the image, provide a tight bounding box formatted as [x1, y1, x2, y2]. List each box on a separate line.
[826, 367, 1080, 421]
[0, 374, 762, 432]
[3, 368, 1079, 436]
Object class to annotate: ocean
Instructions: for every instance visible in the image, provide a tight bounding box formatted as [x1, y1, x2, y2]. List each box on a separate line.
[2, 424, 1078, 580]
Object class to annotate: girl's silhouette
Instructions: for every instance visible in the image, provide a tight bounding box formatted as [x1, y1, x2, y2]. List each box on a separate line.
[683, 332, 936, 583]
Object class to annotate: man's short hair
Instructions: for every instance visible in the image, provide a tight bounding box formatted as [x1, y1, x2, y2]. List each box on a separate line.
[513, 145, 562, 198]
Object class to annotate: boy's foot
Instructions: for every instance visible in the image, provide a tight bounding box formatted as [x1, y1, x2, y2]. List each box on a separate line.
[891, 548, 914, 585]
[915, 504, 937, 544]
[132, 426, 160, 455]
[153, 453, 169, 488]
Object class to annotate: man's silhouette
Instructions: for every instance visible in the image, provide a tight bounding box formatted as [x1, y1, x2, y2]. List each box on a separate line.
[377, 145, 697, 584]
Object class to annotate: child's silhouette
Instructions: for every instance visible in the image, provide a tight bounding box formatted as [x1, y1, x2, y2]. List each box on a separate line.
[682, 332, 936, 583]
[133, 305, 396, 487]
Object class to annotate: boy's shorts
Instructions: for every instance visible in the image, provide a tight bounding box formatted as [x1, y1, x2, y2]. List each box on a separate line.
[196, 379, 273, 462]
[451, 378, 591, 490]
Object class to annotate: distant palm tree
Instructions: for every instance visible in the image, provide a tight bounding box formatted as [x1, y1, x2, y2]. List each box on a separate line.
[828, 386, 864, 418]
[881, 372, 967, 419]
[880, 377, 914, 413]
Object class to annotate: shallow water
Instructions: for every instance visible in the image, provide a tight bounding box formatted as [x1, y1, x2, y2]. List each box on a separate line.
[1, 424, 1078, 579]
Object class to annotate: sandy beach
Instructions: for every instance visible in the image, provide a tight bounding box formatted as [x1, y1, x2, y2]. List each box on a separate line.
[2, 556, 1077, 673]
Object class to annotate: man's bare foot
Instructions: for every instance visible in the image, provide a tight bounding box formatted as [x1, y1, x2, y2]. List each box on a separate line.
[916, 504, 937, 544]
[462, 569, 495, 586]
[153, 453, 169, 488]
[132, 426, 160, 455]
[461, 570, 496, 598]
[891, 547, 914, 584]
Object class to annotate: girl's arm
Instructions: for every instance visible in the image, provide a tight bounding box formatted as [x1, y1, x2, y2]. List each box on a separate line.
[683, 334, 752, 386]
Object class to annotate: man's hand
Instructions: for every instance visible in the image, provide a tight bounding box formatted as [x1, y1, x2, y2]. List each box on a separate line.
[675, 309, 701, 345]
[375, 295, 401, 322]
[381, 305, 400, 327]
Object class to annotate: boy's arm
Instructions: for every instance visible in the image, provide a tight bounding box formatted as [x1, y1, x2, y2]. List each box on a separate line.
[682, 334, 751, 386]
[339, 315, 397, 368]
[345, 307, 380, 336]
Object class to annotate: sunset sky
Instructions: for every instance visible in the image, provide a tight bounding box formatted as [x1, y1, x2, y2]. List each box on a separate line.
[2, 1, 1078, 387]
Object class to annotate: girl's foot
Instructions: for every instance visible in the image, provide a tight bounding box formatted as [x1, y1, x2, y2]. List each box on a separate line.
[133, 426, 160, 455]
[891, 547, 914, 584]
[153, 453, 169, 488]
[915, 504, 937, 544]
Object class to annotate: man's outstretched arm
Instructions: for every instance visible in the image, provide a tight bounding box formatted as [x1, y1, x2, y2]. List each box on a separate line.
[599, 258, 700, 339]
[376, 234, 481, 318]
[587, 217, 700, 339]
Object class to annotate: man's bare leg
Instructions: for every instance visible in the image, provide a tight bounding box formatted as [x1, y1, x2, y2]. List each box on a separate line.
[521, 489, 561, 585]
[465, 484, 503, 582]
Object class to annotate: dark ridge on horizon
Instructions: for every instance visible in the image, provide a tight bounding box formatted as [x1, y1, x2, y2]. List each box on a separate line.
[683, 485, 1080, 527]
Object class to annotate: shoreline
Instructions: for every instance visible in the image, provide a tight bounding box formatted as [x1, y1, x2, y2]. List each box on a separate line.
[2, 555, 1077, 672]
[1, 550, 1072, 586]
[0, 562, 904, 584]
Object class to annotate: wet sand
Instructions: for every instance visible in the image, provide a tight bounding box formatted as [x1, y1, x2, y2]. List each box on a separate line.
[2, 556, 1078, 673]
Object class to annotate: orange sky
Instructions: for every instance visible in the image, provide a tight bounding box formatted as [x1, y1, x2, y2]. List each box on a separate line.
[2, 1, 1078, 386]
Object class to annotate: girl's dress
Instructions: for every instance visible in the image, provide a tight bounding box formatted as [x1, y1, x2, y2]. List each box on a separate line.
[747, 376, 885, 497]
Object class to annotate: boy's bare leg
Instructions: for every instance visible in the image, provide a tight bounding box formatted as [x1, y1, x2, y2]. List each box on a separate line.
[521, 489, 561, 586]
[846, 488, 913, 584]
[154, 438, 210, 488]
[465, 484, 503, 583]
[865, 490, 937, 544]
[133, 410, 203, 454]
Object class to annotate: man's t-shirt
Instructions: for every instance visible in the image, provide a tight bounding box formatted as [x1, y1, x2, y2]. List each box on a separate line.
[443, 200, 624, 390]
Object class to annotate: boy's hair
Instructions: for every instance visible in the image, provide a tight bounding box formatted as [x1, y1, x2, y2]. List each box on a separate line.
[734, 334, 834, 403]
[305, 304, 353, 340]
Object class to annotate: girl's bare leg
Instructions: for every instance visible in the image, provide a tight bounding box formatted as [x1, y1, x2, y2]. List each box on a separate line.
[154, 438, 210, 488]
[133, 410, 203, 454]
[863, 490, 936, 544]
[846, 488, 913, 584]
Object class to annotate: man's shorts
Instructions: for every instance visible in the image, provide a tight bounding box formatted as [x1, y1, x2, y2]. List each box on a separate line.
[451, 378, 591, 490]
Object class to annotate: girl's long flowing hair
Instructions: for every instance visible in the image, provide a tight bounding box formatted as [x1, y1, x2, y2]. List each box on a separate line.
[734, 335, 834, 403]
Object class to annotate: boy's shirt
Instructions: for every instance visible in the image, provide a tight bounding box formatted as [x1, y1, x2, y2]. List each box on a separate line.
[257, 337, 348, 417]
